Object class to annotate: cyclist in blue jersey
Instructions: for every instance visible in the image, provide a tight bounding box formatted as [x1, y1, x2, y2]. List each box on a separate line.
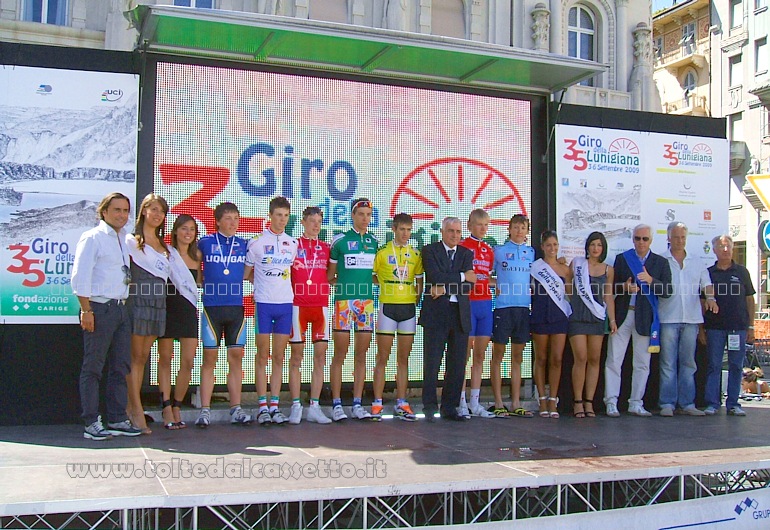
[195, 202, 251, 427]
[490, 214, 535, 418]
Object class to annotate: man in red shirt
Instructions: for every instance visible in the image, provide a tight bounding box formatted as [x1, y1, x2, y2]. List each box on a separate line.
[458, 209, 496, 418]
[288, 206, 332, 424]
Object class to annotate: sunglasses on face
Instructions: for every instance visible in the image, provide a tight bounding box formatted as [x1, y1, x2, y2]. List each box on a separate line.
[634, 236, 650, 242]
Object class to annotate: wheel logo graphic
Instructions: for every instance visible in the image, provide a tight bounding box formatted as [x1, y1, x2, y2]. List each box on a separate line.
[390, 157, 527, 228]
[692, 143, 712, 155]
[608, 138, 640, 154]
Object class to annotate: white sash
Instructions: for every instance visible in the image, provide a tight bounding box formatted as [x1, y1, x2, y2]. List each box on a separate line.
[572, 257, 606, 320]
[126, 236, 169, 280]
[168, 247, 199, 309]
[531, 259, 572, 318]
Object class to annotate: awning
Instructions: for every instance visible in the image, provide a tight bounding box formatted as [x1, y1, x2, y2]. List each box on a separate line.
[130, 5, 606, 95]
[746, 174, 770, 211]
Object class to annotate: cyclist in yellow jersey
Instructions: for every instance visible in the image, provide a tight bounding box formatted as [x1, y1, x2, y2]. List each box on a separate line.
[372, 213, 424, 421]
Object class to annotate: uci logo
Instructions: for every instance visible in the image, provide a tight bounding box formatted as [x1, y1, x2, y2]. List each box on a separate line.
[101, 89, 123, 102]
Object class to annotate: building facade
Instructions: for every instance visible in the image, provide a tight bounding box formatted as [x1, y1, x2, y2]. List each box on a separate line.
[654, 0, 770, 314]
[1, 1, 656, 108]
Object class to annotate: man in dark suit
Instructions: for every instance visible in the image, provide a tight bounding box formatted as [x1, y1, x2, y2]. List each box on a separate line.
[419, 217, 477, 421]
[604, 223, 672, 417]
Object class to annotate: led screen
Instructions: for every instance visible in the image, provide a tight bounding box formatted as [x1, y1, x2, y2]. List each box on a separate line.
[151, 61, 532, 386]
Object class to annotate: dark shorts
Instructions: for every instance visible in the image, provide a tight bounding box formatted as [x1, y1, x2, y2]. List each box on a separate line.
[377, 303, 417, 335]
[202, 305, 246, 348]
[492, 306, 530, 345]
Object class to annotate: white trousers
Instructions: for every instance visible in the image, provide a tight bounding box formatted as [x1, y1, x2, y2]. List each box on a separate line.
[604, 310, 651, 408]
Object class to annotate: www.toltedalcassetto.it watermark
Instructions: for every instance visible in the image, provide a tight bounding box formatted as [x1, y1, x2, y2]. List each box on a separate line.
[67, 458, 388, 480]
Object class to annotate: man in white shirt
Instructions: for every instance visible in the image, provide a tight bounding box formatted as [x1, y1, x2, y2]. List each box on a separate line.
[245, 196, 298, 425]
[658, 221, 717, 417]
[71, 192, 141, 440]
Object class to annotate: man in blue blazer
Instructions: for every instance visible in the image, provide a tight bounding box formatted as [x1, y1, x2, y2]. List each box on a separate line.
[419, 217, 477, 421]
[605, 223, 672, 418]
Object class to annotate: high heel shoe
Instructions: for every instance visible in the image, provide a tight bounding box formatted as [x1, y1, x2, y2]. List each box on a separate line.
[538, 396, 549, 417]
[548, 397, 559, 419]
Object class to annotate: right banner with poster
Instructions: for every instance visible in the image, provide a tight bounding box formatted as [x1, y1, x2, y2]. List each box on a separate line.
[555, 124, 729, 266]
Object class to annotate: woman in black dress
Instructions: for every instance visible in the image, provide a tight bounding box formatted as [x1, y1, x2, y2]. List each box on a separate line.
[157, 214, 201, 429]
[568, 232, 617, 418]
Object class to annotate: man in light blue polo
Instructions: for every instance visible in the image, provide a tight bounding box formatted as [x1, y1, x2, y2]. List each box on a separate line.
[658, 221, 716, 417]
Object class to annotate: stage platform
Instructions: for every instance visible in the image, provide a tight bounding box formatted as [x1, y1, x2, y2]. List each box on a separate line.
[2, 399, 770, 529]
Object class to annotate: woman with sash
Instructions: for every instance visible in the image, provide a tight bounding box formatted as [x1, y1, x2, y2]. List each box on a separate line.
[568, 231, 617, 418]
[125, 193, 172, 434]
[530, 230, 572, 418]
[157, 214, 201, 429]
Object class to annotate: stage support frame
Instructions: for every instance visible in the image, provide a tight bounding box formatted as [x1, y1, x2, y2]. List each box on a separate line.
[2, 466, 769, 529]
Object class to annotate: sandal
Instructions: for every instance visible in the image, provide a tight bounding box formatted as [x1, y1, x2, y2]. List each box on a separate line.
[161, 398, 181, 430]
[573, 400, 586, 419]
[510, 407, 534, 418]
[538, 396, 549, 417]
[172, 398, 187, 429]
[584, 400, 596, 418]
[548, 397, 560, 419]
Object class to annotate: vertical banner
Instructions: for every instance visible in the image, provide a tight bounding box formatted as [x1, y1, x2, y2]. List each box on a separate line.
[0, 66, 139, 323]
[555, 124, 728, 264]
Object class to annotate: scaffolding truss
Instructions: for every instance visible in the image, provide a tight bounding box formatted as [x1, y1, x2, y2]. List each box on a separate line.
[3, 467, 770, 529]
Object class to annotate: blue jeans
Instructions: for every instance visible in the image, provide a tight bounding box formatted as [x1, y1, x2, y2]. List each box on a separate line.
[659, 323, 698, 409]
[704, 329, 746, 410]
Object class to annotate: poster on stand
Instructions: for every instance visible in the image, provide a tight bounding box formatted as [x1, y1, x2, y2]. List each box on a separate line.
[555, 124, 728, 265]
[0, 66, 139, 323]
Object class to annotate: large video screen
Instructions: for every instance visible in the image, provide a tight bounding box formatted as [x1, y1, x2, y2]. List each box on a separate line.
[151, 61, 532, 386]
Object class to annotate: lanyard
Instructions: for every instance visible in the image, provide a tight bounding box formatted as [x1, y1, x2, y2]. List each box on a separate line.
[391, 242, 408, 288]
[216, 233, 235, 275]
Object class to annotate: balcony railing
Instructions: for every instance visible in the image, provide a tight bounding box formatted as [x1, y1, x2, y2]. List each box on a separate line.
[655, 41, 708, 71]
[663, 95, 708, 116]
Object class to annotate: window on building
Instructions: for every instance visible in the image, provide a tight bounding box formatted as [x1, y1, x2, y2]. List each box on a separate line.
[432, 0, 465, 39]
[757, 38, 768, 74]
[655, 35, 663, 61]
[756, 0, 767, 11]
[730, 54, 743, 87]
[568, 5, 596, 86]
[730, 112, 744, 142]
[762, 107, 770, 139]
[683, 71, 697, 107]
[680, 22, 695, 55]
[174, 0, 214, 7]
[22, 0, 67, 25]
[730, 0, 743, 28]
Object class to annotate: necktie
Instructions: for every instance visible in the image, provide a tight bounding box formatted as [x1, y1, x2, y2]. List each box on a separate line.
[447, 249, 455, 262]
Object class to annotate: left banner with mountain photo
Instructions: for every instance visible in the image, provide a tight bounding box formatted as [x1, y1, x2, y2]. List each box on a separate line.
[0, 66, 138, 323]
